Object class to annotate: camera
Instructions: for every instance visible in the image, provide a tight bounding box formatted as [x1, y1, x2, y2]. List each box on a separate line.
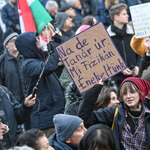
[130, 66, 136, 73]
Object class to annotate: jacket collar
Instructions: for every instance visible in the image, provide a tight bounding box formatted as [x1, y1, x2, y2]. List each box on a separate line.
[5, 49, 23, 61]
[107, 24, 134, 36]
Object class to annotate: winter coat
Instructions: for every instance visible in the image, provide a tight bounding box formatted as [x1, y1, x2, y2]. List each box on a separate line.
[0, 50, 27, 103]
[0, 85, 32, 149]
[64, 82, 83, 115]
[1, 2, 20, 33]
[61, 29, 75, 43]
[130, 35, 146, 56]
[107, 24, 141, 81]
[15, 32, 65, 129]
[78, 84, 150, 150]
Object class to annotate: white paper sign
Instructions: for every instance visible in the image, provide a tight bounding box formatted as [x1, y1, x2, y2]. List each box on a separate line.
[130, 2, 150, 38]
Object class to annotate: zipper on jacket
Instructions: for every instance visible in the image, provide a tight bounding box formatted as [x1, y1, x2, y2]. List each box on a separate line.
[122, 40, 127, 66]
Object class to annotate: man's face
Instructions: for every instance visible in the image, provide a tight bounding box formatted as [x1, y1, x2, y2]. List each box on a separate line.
[49, 7, 58, 17]
[38, 135, 54, 150]
[6, 36, 18, 52]
[115, 9, 129, 25]
[65, 8, 76, 17]
[67, 122, 87, 145]
[63, 16, 73, 30]
[74, 0, 82, 9]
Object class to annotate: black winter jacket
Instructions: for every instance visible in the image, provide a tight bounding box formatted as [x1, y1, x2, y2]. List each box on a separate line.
[0, 86, 32, 149]
[1, 2, 20, 33]
[0, 50, 27, 103]
[107, 25, 141, 81]
[15, 32, 65, 129]
[78, 84, 150, 150]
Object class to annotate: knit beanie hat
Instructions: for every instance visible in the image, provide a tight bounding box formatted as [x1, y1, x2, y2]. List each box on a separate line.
[55, 12, 70, 30]
[120, 77, 150, 100]
[3, 27, 18, 46]
[53, 114, 83, 142]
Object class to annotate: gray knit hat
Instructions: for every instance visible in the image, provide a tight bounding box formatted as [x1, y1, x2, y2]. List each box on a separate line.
[53, 114, 83, 142]
[55, 12, 70, 30]
[3, 27, 18, 46]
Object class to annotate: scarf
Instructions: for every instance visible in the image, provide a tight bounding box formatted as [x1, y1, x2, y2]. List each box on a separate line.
[111, 23, 127, 38]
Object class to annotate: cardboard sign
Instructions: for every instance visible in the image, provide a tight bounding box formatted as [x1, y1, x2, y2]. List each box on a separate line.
[55, 22, 127, 93]
[130, 2, 150, 38]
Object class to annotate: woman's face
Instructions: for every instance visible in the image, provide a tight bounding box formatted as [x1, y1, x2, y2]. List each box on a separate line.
[107, 92, 119, 107]
[40, 27, 51, 38]
[122, 86, 141, 111]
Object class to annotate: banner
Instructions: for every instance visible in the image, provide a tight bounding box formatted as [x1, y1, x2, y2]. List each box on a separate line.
[55, 22, 127, 93]
[130, 2, 150, 38]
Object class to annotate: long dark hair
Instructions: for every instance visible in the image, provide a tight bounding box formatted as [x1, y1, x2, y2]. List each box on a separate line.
[95, 86, 118, 110]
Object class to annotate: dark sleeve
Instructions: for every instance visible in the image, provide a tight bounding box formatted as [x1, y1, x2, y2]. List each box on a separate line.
[8, 88, 32, 125]
[135, 53, 142, 67]
[138, 54, 150, 77]
[1, 5, 13, 27]
[78, 84, 115, 128]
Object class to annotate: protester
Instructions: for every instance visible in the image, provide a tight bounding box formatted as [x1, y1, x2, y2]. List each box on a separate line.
[65, 0, 83, 24]
[78, 124, 116, 150]
[107, 3, 141, 95]
[78, 77, 150, 149]
[55, 12, 75, 86]
[0, 85, 36, 149]
[16, 129, 54, 150]
[0, 27, 27, 104]
[45, 0, 59, 25]
[15, 29, 65, 137]
[55, 12, 75, 42]
[1, 0, 21, 34]
[59, 5, 81, 32]
[95, 85, 119, 110]
[133, 38, 150, 77]
[48, 114, 87, 150]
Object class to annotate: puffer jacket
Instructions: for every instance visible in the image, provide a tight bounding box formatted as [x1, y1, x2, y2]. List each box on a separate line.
[78, 84, 150, 150]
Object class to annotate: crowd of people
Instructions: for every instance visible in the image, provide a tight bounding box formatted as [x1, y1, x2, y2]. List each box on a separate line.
[0, 0, 150, 149]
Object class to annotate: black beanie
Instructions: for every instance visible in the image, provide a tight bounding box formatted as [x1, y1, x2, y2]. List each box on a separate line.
[3, 27, 18, 46]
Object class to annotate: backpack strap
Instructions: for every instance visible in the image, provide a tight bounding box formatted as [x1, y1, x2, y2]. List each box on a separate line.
[111, 107, 118, 131]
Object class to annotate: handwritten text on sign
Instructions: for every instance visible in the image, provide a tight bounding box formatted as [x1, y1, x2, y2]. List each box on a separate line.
[56, 22, 126, 93]
[130, 2, 150, 38]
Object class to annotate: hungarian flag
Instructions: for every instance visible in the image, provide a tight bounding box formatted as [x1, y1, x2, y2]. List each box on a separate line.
[18, 0, 53, 34]
[18, 0, 36, 33]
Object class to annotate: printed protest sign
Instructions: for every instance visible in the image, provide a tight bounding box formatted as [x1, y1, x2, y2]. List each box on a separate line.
[130, 2, 150, 38]
[55, 22, 127, 93]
